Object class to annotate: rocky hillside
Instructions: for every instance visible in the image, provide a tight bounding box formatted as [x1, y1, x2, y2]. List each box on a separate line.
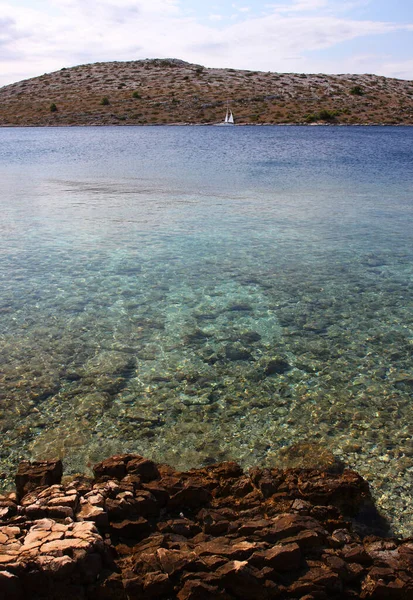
[1, 58, 413, 126]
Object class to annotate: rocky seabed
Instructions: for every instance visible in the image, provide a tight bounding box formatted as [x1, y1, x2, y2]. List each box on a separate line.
[0, 454, 412, 599]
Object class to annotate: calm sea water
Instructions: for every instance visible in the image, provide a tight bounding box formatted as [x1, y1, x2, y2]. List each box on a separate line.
[0, 126, 412, 534]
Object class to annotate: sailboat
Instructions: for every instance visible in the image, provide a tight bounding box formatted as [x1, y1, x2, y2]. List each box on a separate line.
[217, 104, 235, 126]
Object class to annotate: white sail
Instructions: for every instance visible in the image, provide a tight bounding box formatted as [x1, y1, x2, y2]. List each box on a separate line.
[217, 105, 235, 126]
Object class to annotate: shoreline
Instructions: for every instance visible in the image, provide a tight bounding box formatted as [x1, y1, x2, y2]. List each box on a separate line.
[1, 454, 412, 598]
[1, 122, 413, 128]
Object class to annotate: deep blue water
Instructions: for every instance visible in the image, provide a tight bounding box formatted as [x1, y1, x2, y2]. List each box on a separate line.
[0, 126, 412, 534]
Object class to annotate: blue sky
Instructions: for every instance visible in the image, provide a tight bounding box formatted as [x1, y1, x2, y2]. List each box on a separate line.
[1, 0, 413, 86]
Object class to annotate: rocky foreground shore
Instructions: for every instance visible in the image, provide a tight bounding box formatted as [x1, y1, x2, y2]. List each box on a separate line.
[0, 455, 412, 599]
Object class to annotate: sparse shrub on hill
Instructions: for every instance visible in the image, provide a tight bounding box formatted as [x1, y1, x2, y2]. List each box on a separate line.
[0, 61, 412, 126]
[350, 85, 364, 96]
[305, 109, 340, 123]
[50, 103, 57, 112]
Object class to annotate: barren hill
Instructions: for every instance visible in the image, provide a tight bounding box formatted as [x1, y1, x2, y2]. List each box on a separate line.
[1, 58, 413, 126]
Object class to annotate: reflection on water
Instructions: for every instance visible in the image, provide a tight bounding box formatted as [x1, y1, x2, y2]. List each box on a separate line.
[0, 126, 412, 535]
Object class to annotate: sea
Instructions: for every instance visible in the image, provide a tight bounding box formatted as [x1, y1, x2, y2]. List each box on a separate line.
[0, 125, 412, 535]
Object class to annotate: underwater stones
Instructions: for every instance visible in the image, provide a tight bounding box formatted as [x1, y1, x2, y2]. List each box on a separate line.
[239, 330, 262, 344]
[2, 265, 413, 541]
[224, 344, 252, 362]
[227, 302, 253, 312]
[274, 443, 339, 471]
[29, 429, 90, 464]
[183, 328, 212, 344]
[179, 393, 213, 406]
[81, 351, 136, 378]
[75, 392, 109, 418]
[261, 356, 291, 376]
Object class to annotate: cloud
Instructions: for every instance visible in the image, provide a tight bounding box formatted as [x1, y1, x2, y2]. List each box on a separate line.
[0, 0, 412, 86]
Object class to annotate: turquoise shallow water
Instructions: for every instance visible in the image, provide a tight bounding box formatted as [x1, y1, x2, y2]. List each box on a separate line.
[0, 126, 412, 534]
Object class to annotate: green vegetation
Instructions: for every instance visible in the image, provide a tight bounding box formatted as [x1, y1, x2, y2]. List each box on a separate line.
[49, 103, 57, 112]
[132, 91, 141, 99]
[305, 109, 340, 123]
[350, 85, 364, 96]
[100, 96, 110, 106]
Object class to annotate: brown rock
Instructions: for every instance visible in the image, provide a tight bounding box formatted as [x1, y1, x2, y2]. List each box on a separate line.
[206, 462, 243, 479]
[15, 460, 63, 498]
[398, 543, 413, 570]
[342, 544, 373, 565]
[169, 485, 212, 510]
[256, 542, 301, 571]
[0, 570, 23, 600]
[105, 489, 159, 520]
[143, 571, 173, 598]
[300, 567, 342, 592]
[200, 555, 228, 570]
[297, 469, 370, 515]
[156, 548, 198, 575]
[93, 454, 135, 481]
[331, 528, 353, 546]
[196, 539, 260, 561]
[198, 509, 230, 535]
[109, 517, 152, 539]
[142, 482, 169, 506]
[267, 514, 326, 541]
[365, 540, 400, 569]
[46, 505, 74, 520]
[280, 529, 323, 550]
[215, 560, 270, 599]
[158, 518, 202, 537]
[1, 453, 412, 600]
[346, 561, 365, 582]
[126, 457, 160, 482]
[123, 575, 143, 596]
[0, 498, 18, 520]
[177, 579, 232, 600]
[323, 555, 348, 578]
[40, 538, 90, 554]
[230, 519, 271, 536]
[36, 554, 75, 577]
[361, 573, 406, 599]
[77, 498, 108, 527]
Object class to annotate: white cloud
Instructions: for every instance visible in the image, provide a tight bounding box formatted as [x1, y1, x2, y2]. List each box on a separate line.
[378, 58, 413, 80]
[0, 0, 412, 86]
[275, 0, 329, 12]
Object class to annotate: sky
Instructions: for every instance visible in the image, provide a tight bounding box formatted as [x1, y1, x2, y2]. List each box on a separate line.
[1, 0, 413, 87]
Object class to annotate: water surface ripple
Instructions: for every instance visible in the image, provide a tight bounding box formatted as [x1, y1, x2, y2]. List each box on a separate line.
[0, 126, 412, 535]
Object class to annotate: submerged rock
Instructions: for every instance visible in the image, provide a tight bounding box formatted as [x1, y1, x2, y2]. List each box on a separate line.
[225, 344, 253, 361]
[262, 356, 291, 376]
